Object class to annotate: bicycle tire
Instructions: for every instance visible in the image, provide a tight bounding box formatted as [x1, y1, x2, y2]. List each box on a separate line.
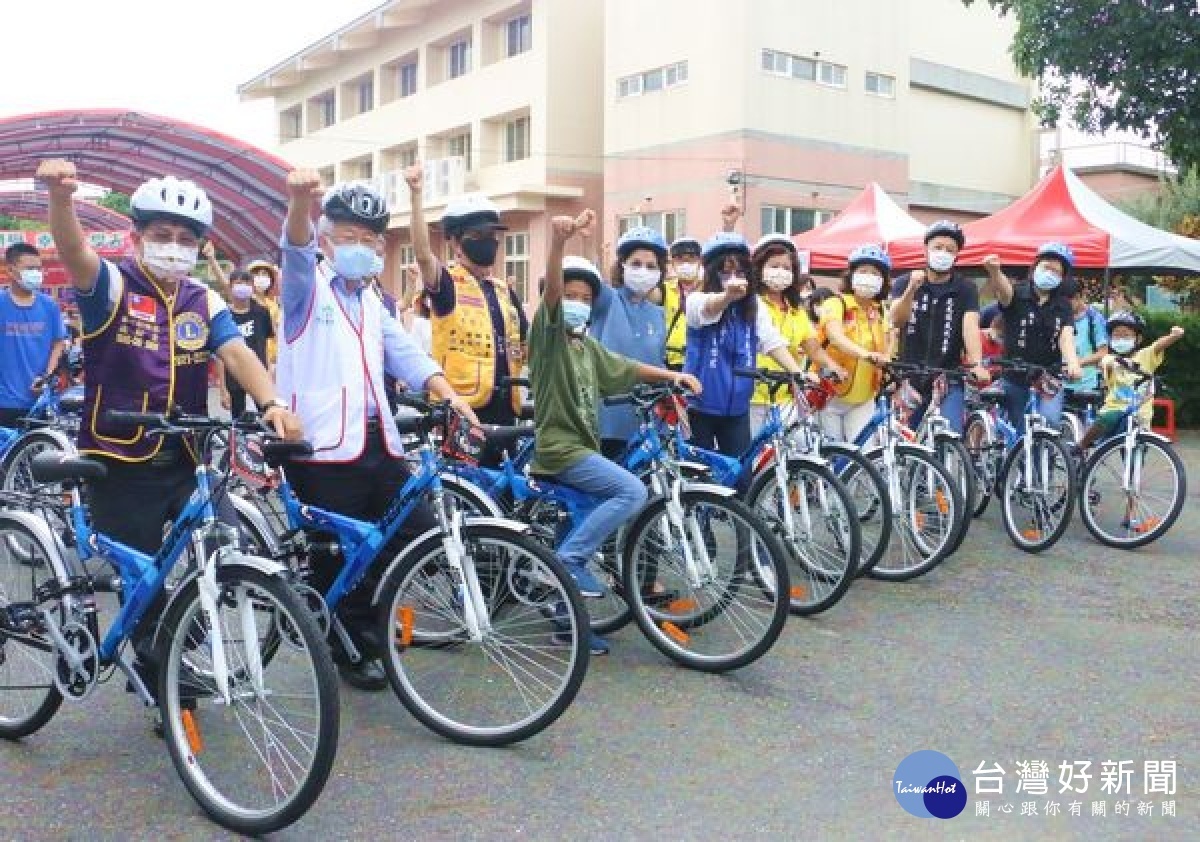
[158, 565, 340, 835]
[0, 515, 66, 738]
[621, 488, 790, 672]
[1079, 433, 1187, 549]
[821, 442, 893, 576]
[377, 523, 589, 746]
[1000, 430, 1076, 554]
[746, 458, 860, 616]
[963, 412, 999, 519]
[863, 444, 964, 582]
[934, 433, 975, 555]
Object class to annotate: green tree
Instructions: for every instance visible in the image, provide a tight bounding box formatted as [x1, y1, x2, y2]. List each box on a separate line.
[966, 0, 1200, 171]
[1119, 169, 1200, 311]
[96, 190, 132, 217]
[0, 214, 47, 231]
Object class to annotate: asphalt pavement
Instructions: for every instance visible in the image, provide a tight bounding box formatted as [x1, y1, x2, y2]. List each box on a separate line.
[1, 434, 1198, 841]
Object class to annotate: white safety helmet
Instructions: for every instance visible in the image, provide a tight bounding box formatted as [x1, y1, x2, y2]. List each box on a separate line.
[561, 255, 604, 294]
[753, 233, 797, 258]
[441, 194, 506, 238]
[130, 175, 213, 237]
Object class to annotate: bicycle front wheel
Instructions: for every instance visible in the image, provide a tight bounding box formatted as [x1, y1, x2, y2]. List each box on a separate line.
[1079, 433, 1186, 549]
[622, 488, 790, 672]
[823, 442, 893, 576]
[158, 565, 340, 836]
[747, 458, 860, 615]
[1000, 431, 1075, 553]
[0, 516, 65, 738]
[378, 523, 589, 746]
[934, 433, 975, 554]
[963, 412, 999, 518]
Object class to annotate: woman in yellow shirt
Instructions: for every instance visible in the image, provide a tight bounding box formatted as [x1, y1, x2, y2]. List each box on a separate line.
[750, 234, 844, 429]
[818, 244, 892, 444]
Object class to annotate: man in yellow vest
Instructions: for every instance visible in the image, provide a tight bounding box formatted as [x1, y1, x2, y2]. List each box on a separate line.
[408, 166, 528, 427]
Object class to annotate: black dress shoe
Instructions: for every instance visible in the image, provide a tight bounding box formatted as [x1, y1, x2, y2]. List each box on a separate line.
[337, 658, 388, 692]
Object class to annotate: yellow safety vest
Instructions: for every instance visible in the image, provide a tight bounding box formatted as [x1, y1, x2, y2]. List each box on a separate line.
[430, 265, 524, 411]
[662, 280, 694, 369]
[753, 296, 816, 405]
[818, 294, 887, 404]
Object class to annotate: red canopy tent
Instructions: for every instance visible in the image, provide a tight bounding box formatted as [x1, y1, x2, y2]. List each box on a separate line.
[888, 165, 1200, 272]
[791, 183, 925, 272]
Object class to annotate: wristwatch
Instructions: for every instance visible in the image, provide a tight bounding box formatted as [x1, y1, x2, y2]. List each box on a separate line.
[261, 398, 286, 414]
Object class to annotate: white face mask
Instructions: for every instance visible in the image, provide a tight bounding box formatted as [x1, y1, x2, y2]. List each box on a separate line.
[142, 241, 199, 279]
[675, 263, 700, 282]
[762, 267, 793, 292]
[851, 272, 883, 298]
[927, 248, 956, 273]
[253, 273, 272, 293]
[623, 265, 661, 294]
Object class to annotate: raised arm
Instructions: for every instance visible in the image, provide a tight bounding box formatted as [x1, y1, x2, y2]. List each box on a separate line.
[201, 241, 229, 296]
[889, 270, 925, 328]
[543, 209, 595, 310]
[404, 163, 439, 291]
[982, 255, 1014, 306]
[1151, 325, 1185, 354]
[35, 160, 101, 291]
[285, 169, 322, 248]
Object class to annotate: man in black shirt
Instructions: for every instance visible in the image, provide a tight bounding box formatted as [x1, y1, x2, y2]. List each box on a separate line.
[889, 220, 990, 433]
[220, 269, 275, 417]
[983, 242, 1083, 434]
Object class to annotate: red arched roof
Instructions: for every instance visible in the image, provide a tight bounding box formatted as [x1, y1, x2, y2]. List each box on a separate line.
[0, 191, 132, 232]
[0, 109, 291, 261]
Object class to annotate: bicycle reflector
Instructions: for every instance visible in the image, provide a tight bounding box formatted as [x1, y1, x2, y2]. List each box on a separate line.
[655, 394, 692, 439]
[229, 432, 280, 490]
[441, 412, 487, 465]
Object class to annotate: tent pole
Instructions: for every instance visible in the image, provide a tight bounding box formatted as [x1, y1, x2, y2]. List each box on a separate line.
[1101, 267, 1111, 315]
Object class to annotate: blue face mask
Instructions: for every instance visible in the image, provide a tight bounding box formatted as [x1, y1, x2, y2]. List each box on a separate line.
[332, 244, 377, 281]
[1110, 337, 1136, 355]
[562, 299, 591, 332]
[17, 269, 43, 291]
[1033, 268, 1061, 291]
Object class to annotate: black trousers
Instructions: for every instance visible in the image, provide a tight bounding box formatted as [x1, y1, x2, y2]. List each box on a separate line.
[285, 426, 438, 634]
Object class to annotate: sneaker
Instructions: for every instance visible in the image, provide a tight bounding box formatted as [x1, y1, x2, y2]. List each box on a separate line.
[562, 560, 606, 599]
[550, 629, 610, 656]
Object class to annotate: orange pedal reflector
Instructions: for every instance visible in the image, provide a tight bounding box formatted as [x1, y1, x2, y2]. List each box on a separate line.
[1021, 529, 1042, 541]
[661, 622, 690, 645]
[790, 585, 807, 600]
[1134, 517, 1161, 534]
[789, 486, 801, 507]
[935, 490, 949, 515]
[914, 512, 926, 530]
[396, 606, 414, 647]
[666, 598, 697, 613]
[181, 709, 203, 755]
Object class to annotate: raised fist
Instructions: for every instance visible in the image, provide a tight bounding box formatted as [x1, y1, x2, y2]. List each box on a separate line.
[286, 169, 323, 202]
[35, 159, 79, 197]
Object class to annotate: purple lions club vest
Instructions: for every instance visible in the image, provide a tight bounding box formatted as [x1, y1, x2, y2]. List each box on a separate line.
[78, 258, 214, 462]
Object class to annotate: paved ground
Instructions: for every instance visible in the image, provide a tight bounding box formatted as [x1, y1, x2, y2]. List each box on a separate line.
[1, 435, 1198, 841]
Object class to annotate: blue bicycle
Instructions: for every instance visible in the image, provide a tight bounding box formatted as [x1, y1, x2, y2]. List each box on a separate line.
[233, 396, 590, 747]
[963, 360, 1076, 553]
[0, 377, 84, 494]
[443, 384, 794, 673]
[0, 411, 338, 835]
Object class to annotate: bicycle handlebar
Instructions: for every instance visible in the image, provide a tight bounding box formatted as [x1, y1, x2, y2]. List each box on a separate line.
[603, 382, 694, 408]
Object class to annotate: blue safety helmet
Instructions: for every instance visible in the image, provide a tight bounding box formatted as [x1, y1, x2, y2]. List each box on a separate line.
[617, 226, 668, 263]
[701, 231, 751, 266]
[847, 243, 892, 274]
[923, 219, 965, 249]
[1034, 241, 1075, 274]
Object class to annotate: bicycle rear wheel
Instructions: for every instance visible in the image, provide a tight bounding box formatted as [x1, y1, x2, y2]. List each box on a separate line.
[158, 565, 340, 836]
[1000, 431, 1075, 553]
[963, 413, 999, 518]
[934, 433, 974, 554]
[1079, 433, 1186, 549]
[0, 516, 65, 738]
[378, 523, 589, 746]
[746, 458, 860, 615]
[822, 442, 892, 576]
[622, 488, 790, 672]
[865, 444, 963, 581]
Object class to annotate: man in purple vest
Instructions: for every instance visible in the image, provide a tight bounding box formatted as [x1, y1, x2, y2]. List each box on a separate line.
[36, 159, 301, 702]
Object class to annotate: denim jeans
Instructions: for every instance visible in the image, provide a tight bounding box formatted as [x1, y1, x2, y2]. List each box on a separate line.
[1001, 378, 1064, 436]
[910, 382, 966, 435]
[554, 453, 647, 568]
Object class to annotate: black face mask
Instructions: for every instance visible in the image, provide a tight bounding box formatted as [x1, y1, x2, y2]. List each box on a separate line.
[461, 236, 499, 267]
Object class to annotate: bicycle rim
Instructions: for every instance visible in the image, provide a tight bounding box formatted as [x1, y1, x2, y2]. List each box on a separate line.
[867, 448, 961, 581]
[1000, 433, 1075, 553]
[160, 568, 338, 835]
[1080, 436, 1186, 548]
[623, 490, 790, 672]
[381, 525, 588, 746]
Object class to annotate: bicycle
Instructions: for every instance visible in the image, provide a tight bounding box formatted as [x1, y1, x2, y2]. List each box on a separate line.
[233, 395, 590, 747]
[1077, 358, 1187, 548]
[1060, 386, 1102, 449]
[851, 363, 965, 581]
[963, 360, 1076, 553]
[0, 411, 338, 835]
[0, 376, 84, 493]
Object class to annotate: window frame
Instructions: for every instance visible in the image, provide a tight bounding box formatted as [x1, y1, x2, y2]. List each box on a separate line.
[504, 115, 531, 163]
[865, 71, 896, 98]
[505, 13, 532, 58]
[399, 61, 418, 97]
[448, 38, 472, 80]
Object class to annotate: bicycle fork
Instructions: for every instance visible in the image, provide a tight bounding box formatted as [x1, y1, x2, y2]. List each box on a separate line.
[433, 490, 491, 641]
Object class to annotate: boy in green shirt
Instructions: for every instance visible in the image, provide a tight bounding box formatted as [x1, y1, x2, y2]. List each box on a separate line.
[532, 210, 700, 654]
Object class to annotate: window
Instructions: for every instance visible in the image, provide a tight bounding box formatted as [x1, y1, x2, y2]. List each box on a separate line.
[617, 211, 686, 244]
[279, 106, 302, 142]
[865, 71, 895, 98]
[506, 14, 532, 57]
[762, 49, 789, 76]
[504, 232, 530, 303]
[317, 166, 335, 187]
[791, 56, 815, 81]
[760, 205, 834, 236]
[617, 61, 688, 99]
[308, 90, 336, 131]
[399, 61, 418, 97]
[448, 38, 472, 79]
[504, 116, 530, 162]
[447, 131, 472, 171]
[398, 146, 418, 169]
[761, 49, 822, 84]
[818, 61, 847, 88]
[356, 76, 374, 114]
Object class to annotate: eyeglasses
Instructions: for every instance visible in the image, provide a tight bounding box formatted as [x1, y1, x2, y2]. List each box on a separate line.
[329, 230, 382, 248]
[142, 226, 200, 249]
